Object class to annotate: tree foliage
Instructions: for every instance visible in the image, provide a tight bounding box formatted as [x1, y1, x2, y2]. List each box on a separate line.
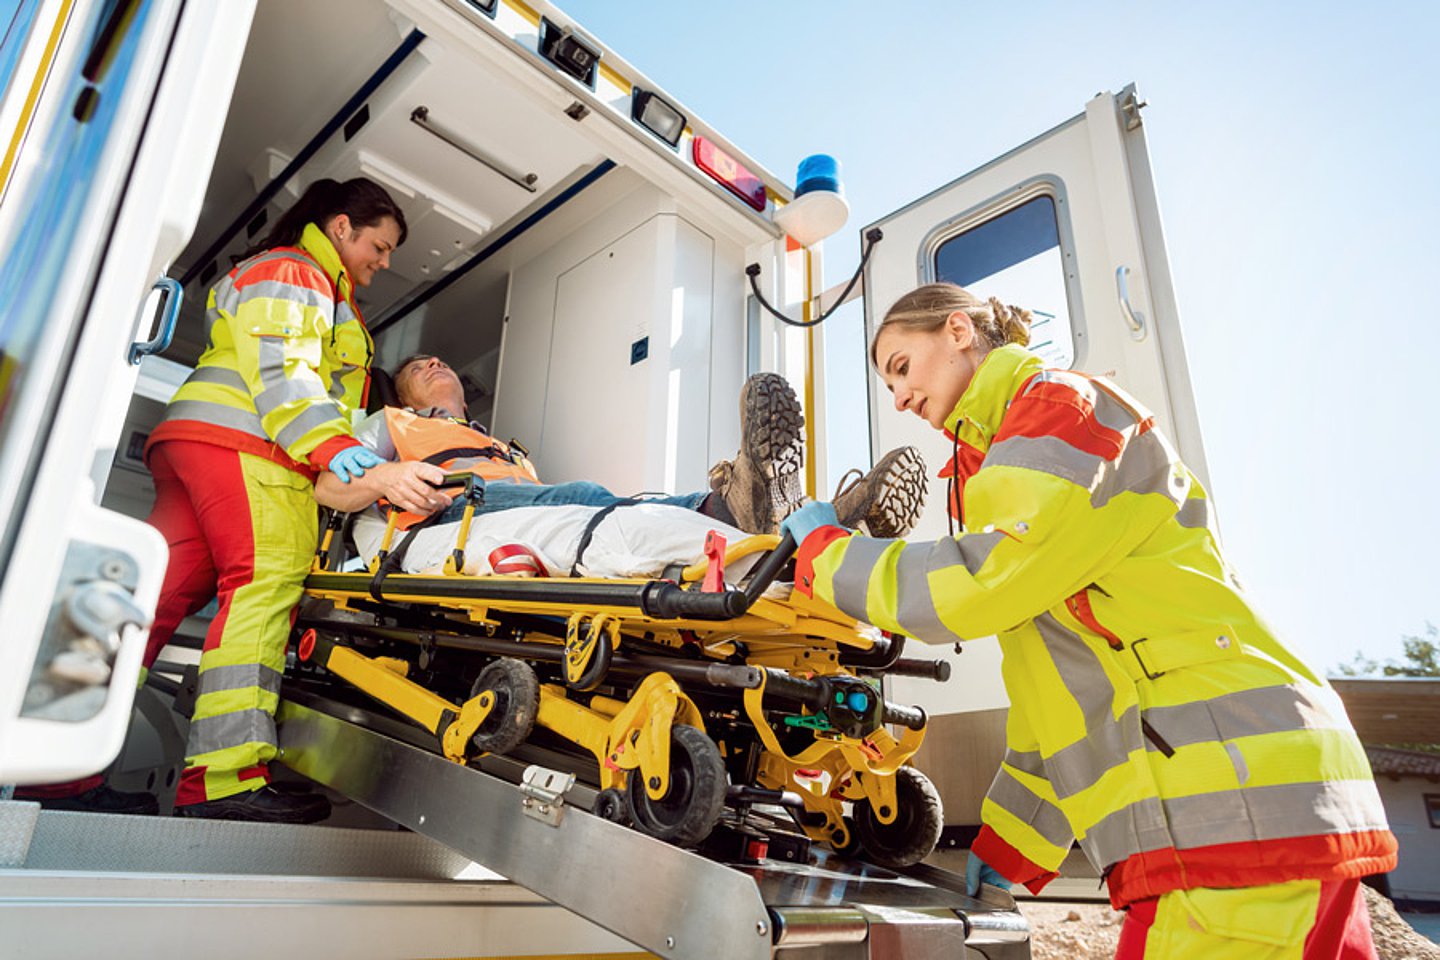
[1335, 623, 1440, 678]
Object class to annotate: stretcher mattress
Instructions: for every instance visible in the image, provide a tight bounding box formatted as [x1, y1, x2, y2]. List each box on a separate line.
[353, 503, 773, 584]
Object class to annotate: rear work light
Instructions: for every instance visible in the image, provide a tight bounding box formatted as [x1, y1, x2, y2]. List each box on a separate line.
[631, 88, 686, 148]
[540, 19, 600, 88]
[693, 137, 766, 211]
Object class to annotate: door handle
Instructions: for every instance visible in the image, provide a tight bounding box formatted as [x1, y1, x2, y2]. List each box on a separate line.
[1115, 265, 1147, 341]
[128, 276, 182, 364]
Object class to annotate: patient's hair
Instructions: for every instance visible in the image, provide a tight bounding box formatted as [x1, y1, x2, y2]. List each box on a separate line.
[869, 282, 1031, 365]
[243, 176, 408, 259]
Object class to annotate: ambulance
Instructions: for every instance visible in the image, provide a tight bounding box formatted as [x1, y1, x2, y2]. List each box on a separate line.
[0, 0, 1201, 956]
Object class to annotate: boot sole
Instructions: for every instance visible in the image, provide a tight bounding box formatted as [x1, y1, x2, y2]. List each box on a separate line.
[740, 373, 805, 517]
[863, 446, 928, 539]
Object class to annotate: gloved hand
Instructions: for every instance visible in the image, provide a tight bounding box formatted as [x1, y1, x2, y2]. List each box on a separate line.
[779, 500, 841, 545]
[965, 850, 1013, 897]
[327, 446, 385, 483]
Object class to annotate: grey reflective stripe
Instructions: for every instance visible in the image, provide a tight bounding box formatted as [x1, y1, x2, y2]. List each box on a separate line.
[1175, 496, 1210, 529]
[1004, 747, 1047, 779]
[162, 399, 267, 438]
[892, 541, 957, 643]
[257, 337, 288, 389]
[186, 708, 277, 757]
[1078, 794, 1174, 866]
[274, 400, 346, 453]
[186, 366, 248, 391]
[1042, 702, 1145, 800]
[195, 662, 282, 698]
[335, 300, 357, 326]
[986, 428, 1183, 509]
[830, 536, 893, 623]
[1081, 778, 1389, 868]
[255, 376, 329, 418]
[987, 766, 1074, 850]
[237, 277, 331, 314]
[1140, 684, 1336, 752]
[1032, 614, 1146, 799]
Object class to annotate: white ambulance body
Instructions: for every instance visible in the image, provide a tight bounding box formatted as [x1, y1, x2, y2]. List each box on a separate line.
[0, 0, 1199, 952]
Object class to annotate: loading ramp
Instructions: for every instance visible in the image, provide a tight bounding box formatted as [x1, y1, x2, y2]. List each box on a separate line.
[275, 696, 1030, 959]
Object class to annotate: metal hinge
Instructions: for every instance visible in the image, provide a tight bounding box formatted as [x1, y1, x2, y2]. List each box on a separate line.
[520, 765, 576, 827]
[1120, 89, 1147, 131]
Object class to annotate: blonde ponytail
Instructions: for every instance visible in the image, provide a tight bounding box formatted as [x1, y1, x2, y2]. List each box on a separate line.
[870, 283, 1031, 366]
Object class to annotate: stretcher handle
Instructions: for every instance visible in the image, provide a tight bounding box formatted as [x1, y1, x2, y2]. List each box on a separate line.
[740, 531, 797, 605]
[639, 581, 748, 619]
[883, 658, 952, 682]
[881, 702, 928, 732]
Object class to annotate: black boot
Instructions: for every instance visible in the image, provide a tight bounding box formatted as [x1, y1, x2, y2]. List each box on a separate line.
[22, 783, 159, 816]
[176, 784, 330, 824]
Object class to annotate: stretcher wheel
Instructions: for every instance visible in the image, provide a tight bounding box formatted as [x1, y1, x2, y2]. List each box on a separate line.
[593, 788, 629, 825]
[625, 725, 726, 847]
[852, 766, 943, 869]
[468, 658, 539, 756]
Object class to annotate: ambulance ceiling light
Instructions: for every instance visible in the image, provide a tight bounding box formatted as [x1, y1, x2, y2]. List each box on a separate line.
[631, 88, 685, 147]
[772, 154, 849, 248]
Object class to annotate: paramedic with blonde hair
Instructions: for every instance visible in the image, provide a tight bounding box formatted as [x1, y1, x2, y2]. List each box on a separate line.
[779, 282, 1396, 958]
[142, 177, 412, 824]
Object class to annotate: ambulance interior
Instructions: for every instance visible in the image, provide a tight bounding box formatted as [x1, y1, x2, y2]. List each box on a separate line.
[103, 0, 777, 527]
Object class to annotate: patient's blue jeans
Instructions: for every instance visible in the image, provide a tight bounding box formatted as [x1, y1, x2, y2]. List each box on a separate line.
[437, 480, 707, 524]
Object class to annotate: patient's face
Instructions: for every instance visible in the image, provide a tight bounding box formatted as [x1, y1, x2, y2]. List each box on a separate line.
[395, 355, 466, 416]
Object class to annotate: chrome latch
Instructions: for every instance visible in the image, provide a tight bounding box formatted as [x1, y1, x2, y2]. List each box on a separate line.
[520, 765, 575, 827]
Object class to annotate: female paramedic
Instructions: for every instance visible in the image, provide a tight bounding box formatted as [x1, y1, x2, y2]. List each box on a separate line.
[141, 177, 418, 824]
[779, 282, 1396, 958]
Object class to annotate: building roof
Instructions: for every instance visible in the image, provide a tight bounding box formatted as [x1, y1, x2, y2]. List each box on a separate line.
[1364, 745, 1440, 779]
[1331, 677, 1440, 746]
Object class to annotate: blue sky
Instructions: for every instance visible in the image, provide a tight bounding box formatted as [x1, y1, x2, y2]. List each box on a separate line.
[560, 0, 1439, 673]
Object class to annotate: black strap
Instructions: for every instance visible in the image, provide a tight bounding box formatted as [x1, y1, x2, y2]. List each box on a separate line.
[569, 499, 638, 577]
[421, 445, 516, 466]
[369, 510, 447, 601]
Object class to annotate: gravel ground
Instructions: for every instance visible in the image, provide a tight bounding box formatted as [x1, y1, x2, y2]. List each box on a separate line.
[1017, 886, 1438, 959]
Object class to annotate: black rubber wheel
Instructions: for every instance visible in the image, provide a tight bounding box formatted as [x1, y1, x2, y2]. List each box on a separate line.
[593, 787, 629, 825]
[853, 766, 944, 869]
[468, 658, 540, 756]
[626, 725, 726, 847]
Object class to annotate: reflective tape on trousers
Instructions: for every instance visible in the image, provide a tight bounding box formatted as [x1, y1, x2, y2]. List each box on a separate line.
[186, 707, 277, 757]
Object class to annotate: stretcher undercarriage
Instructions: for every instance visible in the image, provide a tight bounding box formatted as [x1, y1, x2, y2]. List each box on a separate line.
[272, 483, 1031, 957]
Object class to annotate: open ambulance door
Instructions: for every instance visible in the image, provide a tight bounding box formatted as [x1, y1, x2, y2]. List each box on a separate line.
[0, 0, 255, 785]
[863, 86, 1205, 827]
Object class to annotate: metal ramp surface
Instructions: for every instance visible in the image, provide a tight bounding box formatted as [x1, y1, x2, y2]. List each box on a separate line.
[276, 699, 1030, 959]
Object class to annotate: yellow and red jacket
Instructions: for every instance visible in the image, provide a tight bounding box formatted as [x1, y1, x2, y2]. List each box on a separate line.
[148, 223, 370, 477]
[796, 344, 1395, 908]
[378, 406, 539, 528]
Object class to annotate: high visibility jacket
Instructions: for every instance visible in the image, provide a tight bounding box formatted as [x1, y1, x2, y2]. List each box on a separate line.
[149, 223, 369, 476]
[381, 406, 539, 528]
[795, 344, 1396, 908]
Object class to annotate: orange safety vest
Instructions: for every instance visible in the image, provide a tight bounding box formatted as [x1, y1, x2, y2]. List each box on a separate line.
[384, 407, 539, 529]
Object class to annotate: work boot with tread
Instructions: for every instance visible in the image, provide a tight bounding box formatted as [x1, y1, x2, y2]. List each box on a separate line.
[175, 784, 330, 824]
[709, 373, 805, 534]
[833, 446, 927, 539]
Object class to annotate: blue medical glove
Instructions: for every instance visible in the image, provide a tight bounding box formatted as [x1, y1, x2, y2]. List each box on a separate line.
[965, 850, 1013, 897]
[779, 500, 840, 545]
[328, 446, 385, 483]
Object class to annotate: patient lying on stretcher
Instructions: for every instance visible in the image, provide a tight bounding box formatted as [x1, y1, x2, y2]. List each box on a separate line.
[314, 354, 925, 578]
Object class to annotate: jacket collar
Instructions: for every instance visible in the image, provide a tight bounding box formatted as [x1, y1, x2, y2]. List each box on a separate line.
[298, 222, 353, 305]
[942, 343, 1045, 454]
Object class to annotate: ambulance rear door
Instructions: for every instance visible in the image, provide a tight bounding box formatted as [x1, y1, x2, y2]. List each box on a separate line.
[863, 87, 1202, 821]
[0, 0, 255, 785]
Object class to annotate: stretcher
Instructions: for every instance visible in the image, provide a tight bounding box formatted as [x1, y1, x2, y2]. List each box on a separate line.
[297, 474, 950, 868]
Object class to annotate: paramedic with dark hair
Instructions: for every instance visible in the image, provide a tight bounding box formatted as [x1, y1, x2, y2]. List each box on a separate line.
[779, 282, 1396, 958]
[140, 177, 410, 823]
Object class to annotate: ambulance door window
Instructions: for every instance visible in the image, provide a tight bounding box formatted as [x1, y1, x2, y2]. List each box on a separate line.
[930, 193, 1074, 370]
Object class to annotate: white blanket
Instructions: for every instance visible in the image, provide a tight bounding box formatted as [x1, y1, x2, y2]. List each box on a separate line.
[354, 503, 772, 584]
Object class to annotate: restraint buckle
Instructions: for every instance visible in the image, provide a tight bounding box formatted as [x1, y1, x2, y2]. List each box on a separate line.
[1130, 638, 1165, 680]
